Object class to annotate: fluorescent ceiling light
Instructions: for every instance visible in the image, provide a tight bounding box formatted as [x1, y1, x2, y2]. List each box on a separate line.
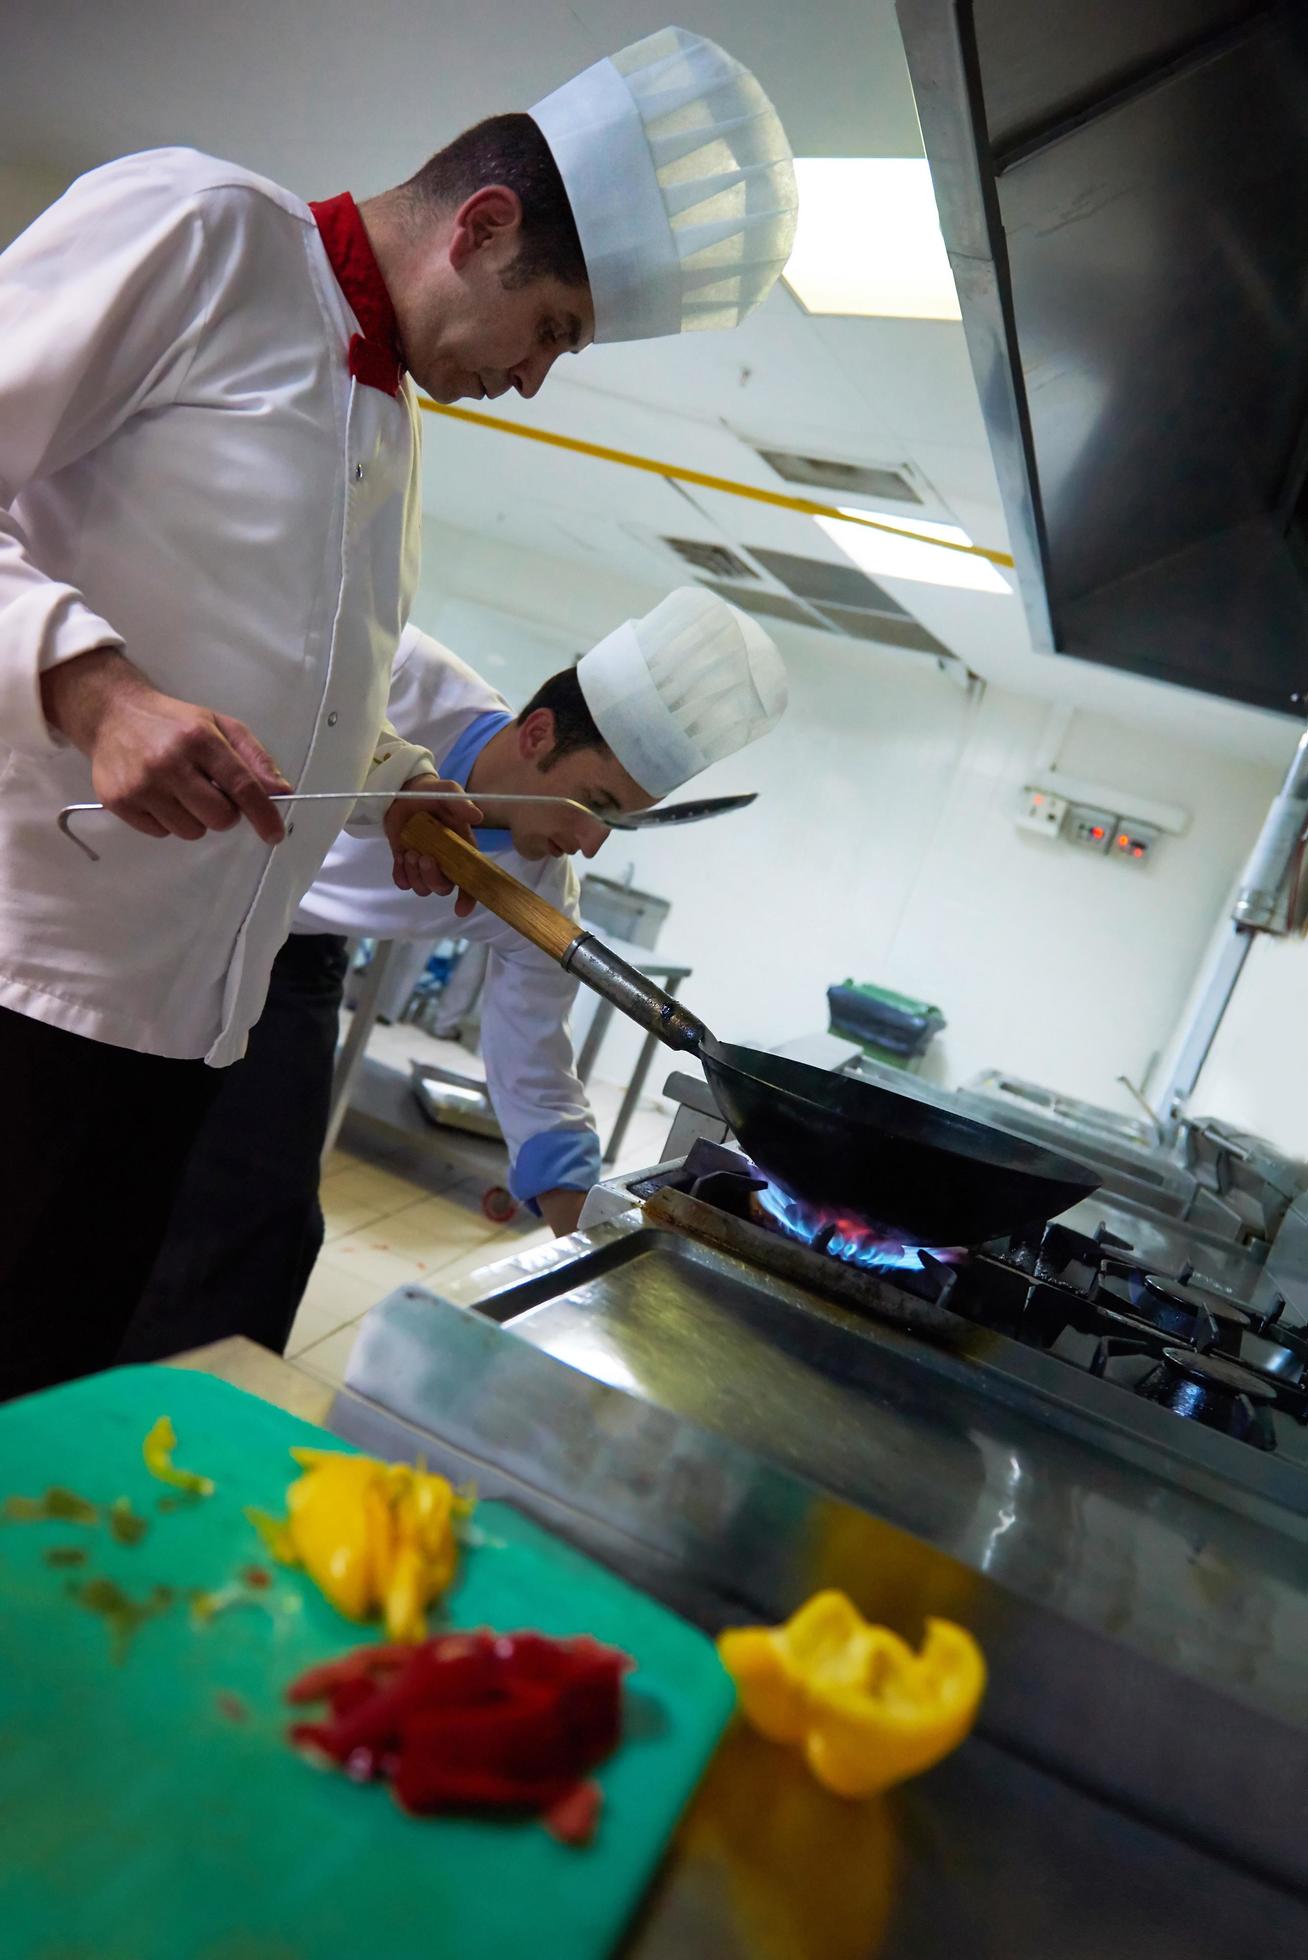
[814, 508, 1012, 594]
[784, 159, 961, 320]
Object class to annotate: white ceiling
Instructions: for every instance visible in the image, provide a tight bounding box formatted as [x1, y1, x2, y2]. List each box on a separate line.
[7, 0, 1300, 765]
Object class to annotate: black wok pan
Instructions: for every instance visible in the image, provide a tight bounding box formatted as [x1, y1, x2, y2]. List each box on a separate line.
[698, 1038, 1097, 1243]
[402, 814, 1100, 1245]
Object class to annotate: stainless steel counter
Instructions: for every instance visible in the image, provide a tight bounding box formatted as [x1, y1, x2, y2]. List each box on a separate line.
[176, 1325, 1308, 1951]
[335, 1272, 1308, 1912]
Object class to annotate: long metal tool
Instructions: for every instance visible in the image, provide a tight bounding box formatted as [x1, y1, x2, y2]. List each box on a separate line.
[399, 811, 1098, 1243]
[56, 788, 756, 863]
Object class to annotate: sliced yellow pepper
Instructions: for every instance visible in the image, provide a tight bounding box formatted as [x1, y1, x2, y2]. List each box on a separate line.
[248, 1448, 473, 1641]
[718, 1590, 985, 1799]
[142, 1417, 214, 1496]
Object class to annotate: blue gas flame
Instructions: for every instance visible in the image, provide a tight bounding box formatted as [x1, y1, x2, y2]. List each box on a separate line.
[756, 1182, 941, 1273]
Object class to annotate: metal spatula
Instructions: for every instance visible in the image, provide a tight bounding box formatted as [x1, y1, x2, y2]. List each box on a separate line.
[56, 788, 756, 862]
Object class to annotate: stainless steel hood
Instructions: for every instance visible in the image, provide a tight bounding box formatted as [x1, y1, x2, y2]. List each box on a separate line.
[897, 0, 1308, 713]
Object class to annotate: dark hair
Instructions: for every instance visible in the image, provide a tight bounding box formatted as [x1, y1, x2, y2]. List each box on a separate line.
[403, 112, 587, 289]
[518, 666, 607, 765]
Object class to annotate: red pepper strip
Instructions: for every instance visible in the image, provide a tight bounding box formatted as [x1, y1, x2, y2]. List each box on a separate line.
[397, 1696, 592, 1783]
[385, 1679, 621, 1812]
[291, 1663, 543, 1768]
[393, 1755, 578, 1816]
[289, 1631, 630, 1823]
[326, 1675, 391, 1721]
[286, 1643, 417, 1705]
[544, 1780, 603, 1847]
[291, 1669, 439, 1763]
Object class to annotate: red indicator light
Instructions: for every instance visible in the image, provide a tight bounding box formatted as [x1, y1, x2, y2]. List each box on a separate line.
[1117, 834, 1129, 847]
[1133, 846, 1144, 858]
[1090, 826, 1104, 840]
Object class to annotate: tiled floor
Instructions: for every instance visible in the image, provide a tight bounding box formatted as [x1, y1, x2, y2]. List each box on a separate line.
[287, 1076, 673, 1390]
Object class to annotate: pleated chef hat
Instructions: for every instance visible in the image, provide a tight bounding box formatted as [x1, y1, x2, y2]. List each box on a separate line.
[530, 24, 798, 345]
[576, 587, 787, 800]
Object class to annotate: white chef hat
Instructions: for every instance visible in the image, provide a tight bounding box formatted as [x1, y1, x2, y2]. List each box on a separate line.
[530, 24, 798, 345]
[576, 586, 787, 799]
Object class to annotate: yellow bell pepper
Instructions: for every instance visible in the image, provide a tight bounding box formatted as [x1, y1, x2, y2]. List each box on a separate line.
[246, 1449, 472, 1641]
[142, 1416, 214, 1496]
[718, 1590, 985, 1799]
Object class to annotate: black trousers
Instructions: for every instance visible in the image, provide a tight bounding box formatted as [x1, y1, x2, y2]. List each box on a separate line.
[0, 1004, 220, 1399]
[118, 934, 350, 1363]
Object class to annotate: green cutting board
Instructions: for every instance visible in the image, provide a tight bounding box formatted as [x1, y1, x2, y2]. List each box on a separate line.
[0, 1366, 734, 1960]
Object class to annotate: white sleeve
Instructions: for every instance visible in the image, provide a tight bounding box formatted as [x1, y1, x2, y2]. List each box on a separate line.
[343, 719, 437, 832]
[0, 157, 213, 758]
[479, 924, 602, 1205]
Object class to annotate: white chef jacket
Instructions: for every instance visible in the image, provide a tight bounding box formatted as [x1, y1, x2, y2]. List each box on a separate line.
[0, 149, 435, 1066]
[293, 629, 602, 1205]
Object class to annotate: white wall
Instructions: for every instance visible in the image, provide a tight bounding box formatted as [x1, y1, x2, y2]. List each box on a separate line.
[1188, 932, 1308, 1159]
[412, 522, 1284, 1112]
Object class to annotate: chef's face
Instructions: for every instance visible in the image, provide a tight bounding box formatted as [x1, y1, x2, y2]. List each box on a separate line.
[475, 714, 654, 862]
[399, 186, 595, 404]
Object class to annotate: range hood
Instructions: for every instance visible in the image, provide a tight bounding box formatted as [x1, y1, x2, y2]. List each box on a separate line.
[897, 0, 1308, 713]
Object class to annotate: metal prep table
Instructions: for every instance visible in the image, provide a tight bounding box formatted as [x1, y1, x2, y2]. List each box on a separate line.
[323, 936, 692, 1170]
[170, 1323, 1308, 1957]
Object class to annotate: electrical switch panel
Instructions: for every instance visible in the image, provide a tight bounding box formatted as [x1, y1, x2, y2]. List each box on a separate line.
[1015, 786, 1068, 838]
[1112, 822, 1159, 866]
[1066, 805, 1116, 853]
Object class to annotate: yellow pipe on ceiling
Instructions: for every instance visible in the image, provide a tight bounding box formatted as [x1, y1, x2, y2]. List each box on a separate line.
[417, 398, 1015, 570]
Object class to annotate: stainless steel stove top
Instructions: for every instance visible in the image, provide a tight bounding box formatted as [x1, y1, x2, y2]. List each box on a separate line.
[337, 1172, 1308, 1896]
[576, 1141, 1308, 1501]
[334, 1080, 1308, 1904]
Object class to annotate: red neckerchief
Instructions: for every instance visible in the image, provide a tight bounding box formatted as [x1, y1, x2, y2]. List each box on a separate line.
[309, 192, 404, 397]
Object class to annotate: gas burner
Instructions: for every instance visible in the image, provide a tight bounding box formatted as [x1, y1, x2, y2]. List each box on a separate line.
[639, 1141, 957, 1276]
[1135, 1272, 1252, 1319]
[1094, 1269, 1252, 1354]
[1135, 1347, 1278, 1451]
[752, 1181, 955, 1275]
[626, 1138, 1308, 1462]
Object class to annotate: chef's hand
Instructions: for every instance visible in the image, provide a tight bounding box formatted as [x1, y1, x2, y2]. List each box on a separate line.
[384, 772, 482, 914]
[42, 647, 290, 845]
[537, 1188, 586, 1237]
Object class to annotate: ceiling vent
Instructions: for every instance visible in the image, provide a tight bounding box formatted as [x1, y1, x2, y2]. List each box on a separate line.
[814, 605, 953, 657]
[697, 580, 831, 630]
[661, 536, 757, 580]
[748, 546, 909, 618]
[756, 450, 924, 505]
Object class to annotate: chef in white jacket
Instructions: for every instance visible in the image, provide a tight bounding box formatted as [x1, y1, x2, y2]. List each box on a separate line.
[0, 26, 797, 1394]
[119, 590, 787, 1360]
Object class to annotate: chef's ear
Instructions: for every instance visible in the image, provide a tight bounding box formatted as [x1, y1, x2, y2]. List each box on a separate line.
[517, 706, 556, 762]
[448, 186, 523, 269]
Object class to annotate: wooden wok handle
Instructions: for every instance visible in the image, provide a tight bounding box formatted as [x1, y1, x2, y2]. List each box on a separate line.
[400, 810, 581, 966]
[401, 808, 710, 1055]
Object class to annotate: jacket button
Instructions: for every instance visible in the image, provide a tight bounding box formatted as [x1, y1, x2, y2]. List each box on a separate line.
[354, 463, 365, 481]
[327, 711, 338, 726]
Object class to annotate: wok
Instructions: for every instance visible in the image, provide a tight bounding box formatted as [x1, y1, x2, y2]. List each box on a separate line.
[401, 813, 1099, 1245]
